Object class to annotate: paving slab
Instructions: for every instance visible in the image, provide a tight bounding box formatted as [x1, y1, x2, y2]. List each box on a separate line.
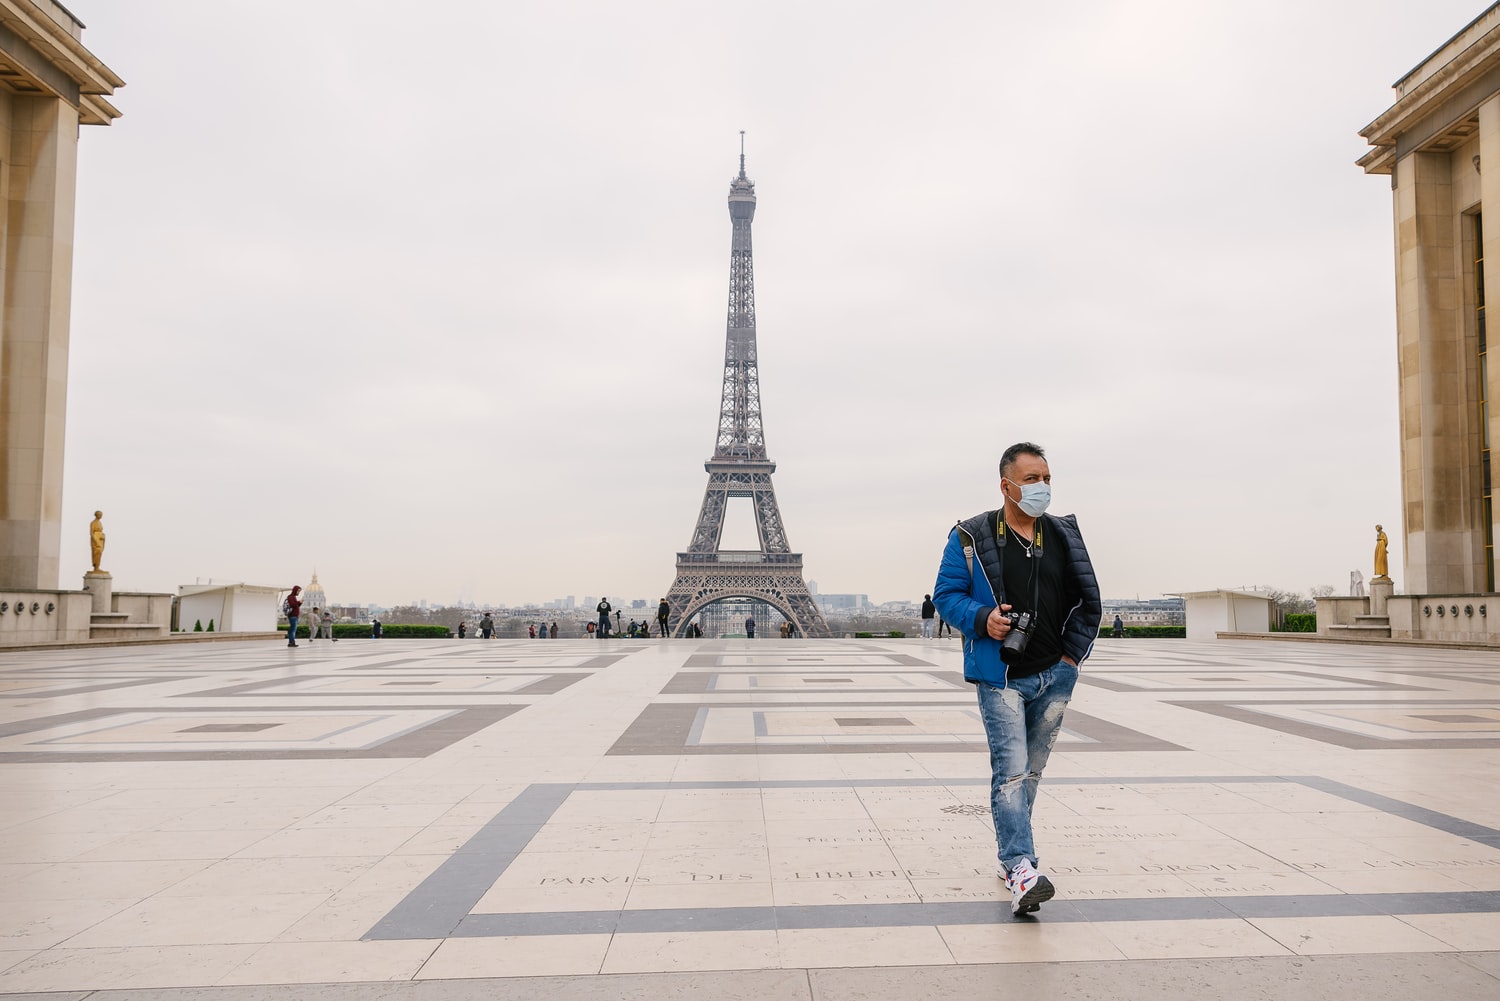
[0, 636, 1497, 998]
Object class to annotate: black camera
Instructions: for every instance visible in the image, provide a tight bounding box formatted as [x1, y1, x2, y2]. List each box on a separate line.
[1001, 610, 1033, 655]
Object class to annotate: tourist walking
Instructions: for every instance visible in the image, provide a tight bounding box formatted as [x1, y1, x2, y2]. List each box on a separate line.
[932, 441, 1100, 916]
[597, 597, 612, 638]
[744, 615, 756, 639]
[1112, 614, 1124, 638]
[308, 606, 322, 642]
[458, 620, 467, 639]
[371, 617, 382, 639]
[921, 594, 936, 639]
[480, 612, 494, 639]
[657, 598, 670, 637]
[550, 622, 558, 638]
[282, 585, 302, 647]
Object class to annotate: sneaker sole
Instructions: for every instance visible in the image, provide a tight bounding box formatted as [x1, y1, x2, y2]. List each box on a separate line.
[1012, 875, 1055, 915]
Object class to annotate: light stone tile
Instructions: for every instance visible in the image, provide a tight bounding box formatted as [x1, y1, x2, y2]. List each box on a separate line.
[649, 820, 768, 850]
[1399, 913, 1500, 950]
[273, 890, 409, 943]
[938, 920, 1129, 963]
[0, 944, 260, 992]
[600, 930, 780, 974]
[6, 859, 211, 900]
[524, 822, 655, 853]
[1249, 915, 1458, 956]
[416, 934, 611, 979]
[233, 826, 423, 858]
[771, 878, 920, 907]
[0, 897, 135, 949]
[156, 856, 379, 897]
[637, 847, 771, 884]
[72, 829, 277, 863]
[472, 880, 633, 914]
[1094, 918, 1294, 959]
[776, 926, 954, 969]
[624, 878, 774, 910]
[0, 950, 39, 973]
[214, 939, 439, 985]
[63, 892, 331, 948]
[1301, 867, 1475, 894]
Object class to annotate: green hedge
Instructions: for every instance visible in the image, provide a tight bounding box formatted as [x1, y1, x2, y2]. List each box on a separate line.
[1097, 625, 1186, 638]
[281, 623, 452, 639]
[1274, 613, 1317, 633]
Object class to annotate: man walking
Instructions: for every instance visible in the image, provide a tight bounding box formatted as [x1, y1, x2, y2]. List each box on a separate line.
[932, 442, 1100, 916]
[283, 586, 302, 647]
[744, 615, 756, 639]
[480, 612, 494, 639]
[657, 598, 671, 638]
[921, 594, 936, 639]
[597, 597, 612, 638]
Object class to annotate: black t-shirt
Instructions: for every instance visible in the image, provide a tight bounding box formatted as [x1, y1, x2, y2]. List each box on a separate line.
[997, 521, 1066, 678]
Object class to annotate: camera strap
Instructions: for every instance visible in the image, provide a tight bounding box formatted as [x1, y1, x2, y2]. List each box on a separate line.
[995, 511, 1043, 614]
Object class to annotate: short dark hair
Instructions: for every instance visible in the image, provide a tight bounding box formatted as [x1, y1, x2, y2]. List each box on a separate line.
[998, 442, 1046, 479]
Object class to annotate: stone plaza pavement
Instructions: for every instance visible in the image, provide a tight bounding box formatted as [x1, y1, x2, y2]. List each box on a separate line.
[0, 636, 1498, 999]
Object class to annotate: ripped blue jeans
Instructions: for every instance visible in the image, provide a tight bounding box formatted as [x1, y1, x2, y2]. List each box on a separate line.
[976, 660, 1078, 874]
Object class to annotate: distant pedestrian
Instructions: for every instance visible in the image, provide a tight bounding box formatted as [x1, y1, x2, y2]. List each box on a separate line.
[615, 609, 622, 634]
[283, 586, 303, 647]
[371, 617, 382, 639]
[937, 615, 952, 638]
[550, 622, 558, 638]
[597, 597, 612, 638]
[320, 608, 335, 641]
[480, 613, 495, 639]
[657, 598, 670, 637]
[309, 606, 322, 642]
[459, 621, 467, 639]
[921, 594, 936, 639]
[1112, 614, 1124, 638]
[779, 621, 789, 639]
[745, 616, 756, 639]
[528, 624, 536, 639]
[538, 621, 548, 640]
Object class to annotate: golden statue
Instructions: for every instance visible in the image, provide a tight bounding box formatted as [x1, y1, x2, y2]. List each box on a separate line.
[1373, 523, 1389, 580]
[89, 510, 106, 573]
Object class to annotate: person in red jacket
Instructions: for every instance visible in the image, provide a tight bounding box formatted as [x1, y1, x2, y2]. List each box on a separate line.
[283, 585, 302, 647]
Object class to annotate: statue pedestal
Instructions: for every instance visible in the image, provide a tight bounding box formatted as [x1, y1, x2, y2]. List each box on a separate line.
[82, 571, 113, 615]
[1370, 577, 1394, 616]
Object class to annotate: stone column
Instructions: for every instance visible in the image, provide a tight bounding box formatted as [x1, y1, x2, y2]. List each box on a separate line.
[0, 95, 80, 591]
[81, 570, 112, 616]
[1369, 577, 1395, 617]
[1391, 148, 1463, 593]
[1481, 96, 1500, 588]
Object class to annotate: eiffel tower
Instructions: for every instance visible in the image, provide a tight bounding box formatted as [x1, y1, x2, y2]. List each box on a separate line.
[664, 139, 831, 638]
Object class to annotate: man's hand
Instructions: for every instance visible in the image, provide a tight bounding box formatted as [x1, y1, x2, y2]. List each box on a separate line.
[986, 605, 1013, 641]
[1061, 656, 1076, 666]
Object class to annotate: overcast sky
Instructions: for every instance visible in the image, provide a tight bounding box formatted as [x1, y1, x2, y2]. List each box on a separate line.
[56, 0, 1485, 608]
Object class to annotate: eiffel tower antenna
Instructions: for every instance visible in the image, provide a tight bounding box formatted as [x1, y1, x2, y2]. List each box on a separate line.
[663, 138, 831, 638]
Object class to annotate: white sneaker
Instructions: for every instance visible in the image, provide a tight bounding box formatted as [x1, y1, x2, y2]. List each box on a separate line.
[1005, 859, 1055, 915]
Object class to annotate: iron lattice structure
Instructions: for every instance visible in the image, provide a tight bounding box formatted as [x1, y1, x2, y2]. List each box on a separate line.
[665, 146, 831, 638]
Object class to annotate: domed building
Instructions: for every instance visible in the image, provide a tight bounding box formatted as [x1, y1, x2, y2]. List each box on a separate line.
[303, 571, 329, 614]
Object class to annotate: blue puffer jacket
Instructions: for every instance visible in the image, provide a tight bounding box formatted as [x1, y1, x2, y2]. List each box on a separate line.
[932, 509, 1101, 687]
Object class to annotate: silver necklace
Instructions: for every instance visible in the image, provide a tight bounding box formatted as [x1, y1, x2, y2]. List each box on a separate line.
[1008, 523, 1034, 558]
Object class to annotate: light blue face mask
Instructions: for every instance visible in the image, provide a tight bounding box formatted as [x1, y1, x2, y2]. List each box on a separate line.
[1007, 480, 1051, 518]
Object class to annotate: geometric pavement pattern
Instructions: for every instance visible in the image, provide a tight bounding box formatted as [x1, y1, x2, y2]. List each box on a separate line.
[1, 636, 1498, 995]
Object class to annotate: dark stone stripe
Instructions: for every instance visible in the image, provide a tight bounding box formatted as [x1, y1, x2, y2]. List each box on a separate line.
[363, 783, 575, 940]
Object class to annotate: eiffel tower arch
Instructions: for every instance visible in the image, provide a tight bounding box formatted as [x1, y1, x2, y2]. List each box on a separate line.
[665, 138, 831, 639]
